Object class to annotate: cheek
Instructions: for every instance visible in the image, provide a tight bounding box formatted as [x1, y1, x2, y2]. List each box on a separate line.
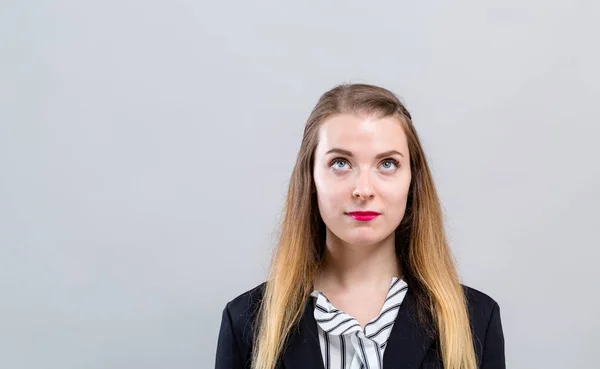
[317, 189, 342, 211]
[391, 196, 409, 219]
[316, 186, 347, 216]
[381, 181, 411, 213]
[390, 188, 410, 204]
[315, 171, 344, 202]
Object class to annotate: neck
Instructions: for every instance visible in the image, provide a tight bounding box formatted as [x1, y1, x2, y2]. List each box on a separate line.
[315, 230, 401, 293]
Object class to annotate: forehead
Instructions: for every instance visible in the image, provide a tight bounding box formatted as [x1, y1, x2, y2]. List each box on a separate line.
[316, 114, 408, 153]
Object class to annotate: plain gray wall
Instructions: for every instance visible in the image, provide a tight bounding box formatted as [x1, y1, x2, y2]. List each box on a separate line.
[1, 1, 599, 368]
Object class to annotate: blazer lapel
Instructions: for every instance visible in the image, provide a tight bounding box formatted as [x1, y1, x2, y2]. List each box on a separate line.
[383, 289, 436, 369]
[281, 297, 325, 369]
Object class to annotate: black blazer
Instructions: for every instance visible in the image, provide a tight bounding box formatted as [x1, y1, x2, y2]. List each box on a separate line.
[215, 282, 505, 369]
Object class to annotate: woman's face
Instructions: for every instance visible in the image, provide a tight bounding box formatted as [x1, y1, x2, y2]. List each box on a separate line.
[313, 113, 412, 247]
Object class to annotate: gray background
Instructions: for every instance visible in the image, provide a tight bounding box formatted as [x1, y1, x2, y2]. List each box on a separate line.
[1, 1, 599, 368]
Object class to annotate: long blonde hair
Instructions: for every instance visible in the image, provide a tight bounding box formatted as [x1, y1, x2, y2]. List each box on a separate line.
[251, 83, 477, 369]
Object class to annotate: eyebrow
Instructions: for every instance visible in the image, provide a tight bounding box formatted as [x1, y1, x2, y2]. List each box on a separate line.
[324, 148, 405, 159]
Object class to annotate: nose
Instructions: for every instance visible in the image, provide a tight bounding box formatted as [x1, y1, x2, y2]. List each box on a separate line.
[352, 170, 375, 200]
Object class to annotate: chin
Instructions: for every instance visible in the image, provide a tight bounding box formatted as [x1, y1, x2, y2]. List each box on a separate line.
[339, 229, 391, 247]
[325, 223, 396, 248]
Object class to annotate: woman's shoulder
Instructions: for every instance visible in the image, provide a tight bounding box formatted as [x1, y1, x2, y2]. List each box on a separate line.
[224, 281, 267, 319]
[461, 284, 500, 312]
[461, 284, 503, 345]
[222, 282, 267, 336]
[218, 282, 267, 359]
[221, 282, 501, 333]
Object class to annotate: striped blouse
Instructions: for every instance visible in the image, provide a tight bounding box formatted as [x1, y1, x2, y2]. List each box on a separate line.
[309, 278, 408, 369]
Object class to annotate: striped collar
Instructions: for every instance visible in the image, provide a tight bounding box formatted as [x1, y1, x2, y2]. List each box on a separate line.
[309, 278, 409, 346]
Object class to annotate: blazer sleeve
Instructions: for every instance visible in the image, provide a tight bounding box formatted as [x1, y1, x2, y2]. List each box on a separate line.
[481, 302, 506, 369]
[215, 305, 245, 369]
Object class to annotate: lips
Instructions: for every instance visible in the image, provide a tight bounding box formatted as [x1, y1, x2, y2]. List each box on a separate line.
[346, 211, 380, 221]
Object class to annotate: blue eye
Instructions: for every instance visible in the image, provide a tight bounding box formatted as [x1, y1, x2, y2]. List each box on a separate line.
[331, 158, 350, 170]
[380, 159, 399, 171]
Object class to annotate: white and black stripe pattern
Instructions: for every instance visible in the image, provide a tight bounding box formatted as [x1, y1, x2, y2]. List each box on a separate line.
[310, 278, 408, 369]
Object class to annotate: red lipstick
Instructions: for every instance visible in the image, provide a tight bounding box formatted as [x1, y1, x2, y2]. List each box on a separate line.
[346, 211, 380, 221]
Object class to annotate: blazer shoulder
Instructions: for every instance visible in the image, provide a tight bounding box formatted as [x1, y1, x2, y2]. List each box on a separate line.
[225, 282, 266, 318]
[217, 283, 267, 368]
[462, 284, 499, 311]
[461, 284, 506, 367]
[461, 284, 504, 356]
[461, 284, 500, 329]
[223, 282, 267, 347]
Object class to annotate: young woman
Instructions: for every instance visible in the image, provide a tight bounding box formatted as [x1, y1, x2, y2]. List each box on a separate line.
[215, 83, 505, 369]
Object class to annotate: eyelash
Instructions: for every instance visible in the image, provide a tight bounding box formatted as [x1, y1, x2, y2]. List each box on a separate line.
[329, 158, 399, 170]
